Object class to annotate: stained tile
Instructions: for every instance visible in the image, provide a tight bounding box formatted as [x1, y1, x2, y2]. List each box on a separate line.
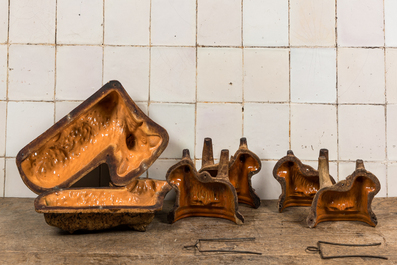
[0, 0, 8, 44]
[290, 0, 335, 46]
[104, 0, 149, 45]
[103, 46, 149, 102]
[244, 103, 289, 159]
[8, 45, 55, 101]
[5, 158, 36, 197]
[243, 0, 288, 46]
[244, 48, 289, 102]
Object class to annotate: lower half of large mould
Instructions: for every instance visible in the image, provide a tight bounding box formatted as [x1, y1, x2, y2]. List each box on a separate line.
[166, 149, 244, 225]
[34, 178, 171, 233]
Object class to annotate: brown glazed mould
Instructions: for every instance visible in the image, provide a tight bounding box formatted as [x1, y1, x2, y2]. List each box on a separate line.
[307, 159, 380, 228]
[200, 137, 262, 208]
[16, 81, 171, 232]
[166, 149, 244, 224]
[273, 149, 335, 212]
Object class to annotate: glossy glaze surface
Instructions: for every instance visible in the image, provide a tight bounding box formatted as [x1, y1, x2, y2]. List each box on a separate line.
[21, 90, 162, 190]
[37, 179, 170, 208]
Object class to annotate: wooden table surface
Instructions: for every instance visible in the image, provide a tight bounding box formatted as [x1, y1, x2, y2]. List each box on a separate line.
[1, 197, 396, 264]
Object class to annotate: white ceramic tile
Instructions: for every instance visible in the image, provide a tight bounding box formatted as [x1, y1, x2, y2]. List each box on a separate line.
[57, 0, 103, 45]
[0, 44, 6, 100]
[56, 46, 102, 100]
[388, 163, 397, 197]
[136, 102, 148, 115]
[304, 160, 338, 180]
[291, 48, 336, 103]
[6, 102, 54, 157]
[387, 105, 397, 160]
[151, 0, 196, 46]
[0, 102, 5, 156]
[197, 0, 241, 46]
[339, 161, 386, 197]
[244, 103, 289, 159]
[0, 158, 4, 197]
[337, 0, 384, 47]
[149, 103, 195, 159]
[244, 48, 289, 102]
[339, 105, 385, 161]
[290, 0, 335, 46]
[197, 48, 242, 102]
[385, 0, 397, 47]
[291, 104, 337, 160]
[252, 161, 282, 200]
[5, 158, 36, 197]
[8, 45, 55, 101]
[9, 0, 55, 44]
[338, 48, 385, 104]
[103, 46, 149, 102]
[243, 0, 288, 46]
[148, 159, 177, 201]
[386, 48, 397, 104]
[151, 47, 196, 103]
[196, 103, 242, 158]
[55, 101, 81, 122]
[0, 0, 8, 43]
[104, 0, 150, 45]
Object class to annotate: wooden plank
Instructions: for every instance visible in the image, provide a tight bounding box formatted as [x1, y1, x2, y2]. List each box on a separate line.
[0, 197, 396, 264]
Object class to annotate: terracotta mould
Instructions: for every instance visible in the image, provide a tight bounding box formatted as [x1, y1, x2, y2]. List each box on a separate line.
[166, 149, 244, 224]
[16, 81, 171, 232]
[307, 159, 381, 228]
[17, 80, 168, 193]
[199, 138, 262, 208]
[273, 149, 336, 212]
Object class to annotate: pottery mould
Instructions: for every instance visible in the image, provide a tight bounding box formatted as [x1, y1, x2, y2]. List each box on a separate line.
[16, 81, 171, 232]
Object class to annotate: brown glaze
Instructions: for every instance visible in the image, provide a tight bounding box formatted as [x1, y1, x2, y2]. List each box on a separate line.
[17, 81, 169, 194]
[273, 149, 336, 212]
[307, 160, 380, 228]
[35, 179, 171, 211]
[167, 149, 244, 224]
[200, 138, 262, 208]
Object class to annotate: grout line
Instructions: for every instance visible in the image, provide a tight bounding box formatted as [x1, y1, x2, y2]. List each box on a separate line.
[383, 0, 388, 197]
[241, 0, 244, 137]
[288, 0, 291, 150]
[146, 0, 152, 179]
[335, 0, 339, 181]
[193, 0, 198, 166]
[3, 0, 11, 197]
[53, 0, 58, 124]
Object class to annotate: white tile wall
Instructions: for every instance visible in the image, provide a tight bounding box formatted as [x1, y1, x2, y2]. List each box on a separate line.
[150, 47, 196, 102]
[291, 48, 336, 103]
[8, 45, 55, 101]
[290, 0, 335, 46]
[9, 0, 56, 44]
[0, 44, 6, 100]
[104, 0, 150, 45]
[103, 46, 149, 101]
[337, 0, 384, 47]
[57, 0, 103, 45]
[197, 0, 241, 46]
[244, 48, 289, 102]
[197, 48, 242, 102]
[1, 0, 395, 199]
[151, 0, 196, 46]
[243, 0, 288, 47]
[0, 0, 8, 44]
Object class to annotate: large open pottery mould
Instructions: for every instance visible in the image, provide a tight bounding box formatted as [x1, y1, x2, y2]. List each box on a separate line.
[16, 81, 171, 232]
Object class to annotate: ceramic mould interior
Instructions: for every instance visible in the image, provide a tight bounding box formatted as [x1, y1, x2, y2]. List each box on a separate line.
[166, 149, 244, 224]
[16, 81, 171, 232]
[273, 149, 336, 212]
[307, 159, 381, 228]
